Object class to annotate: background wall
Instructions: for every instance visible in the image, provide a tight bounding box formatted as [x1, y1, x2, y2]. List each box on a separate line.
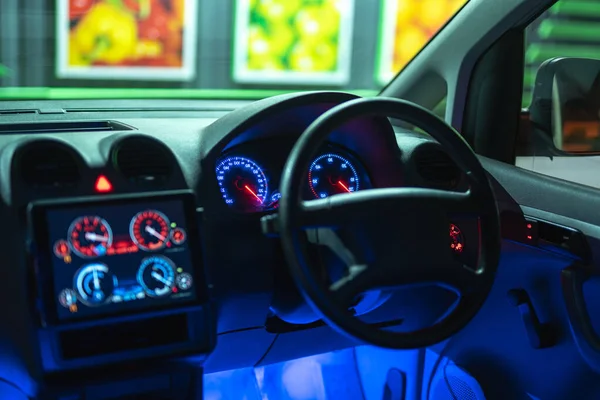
[0, 0, 383, 91]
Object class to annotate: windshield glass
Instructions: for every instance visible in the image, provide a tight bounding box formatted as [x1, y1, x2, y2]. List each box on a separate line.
[0, 0, 467, 100]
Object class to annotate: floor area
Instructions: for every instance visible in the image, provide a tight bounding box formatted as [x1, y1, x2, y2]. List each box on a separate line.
[203, 349, 366, 400]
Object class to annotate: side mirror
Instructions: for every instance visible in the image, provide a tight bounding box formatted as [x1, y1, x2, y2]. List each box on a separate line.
[530, 57, 600, 154]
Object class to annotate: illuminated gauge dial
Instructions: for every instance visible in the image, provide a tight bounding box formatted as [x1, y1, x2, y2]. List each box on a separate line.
[137, 256, 176, 297]
[450, 223, 465, 254]
[170, 228, 186, 245]
[216, 156, 268, 212]
[74, 263, 117, 306]
[53, 239, 71, 259]
[308, 153, 360, 199]
[58, 288, 77, 308]
[68, 216, 113, 258]
[267, 191, 282, 209]
[130, 210, 170, 251]
[176, 272, 193, 291]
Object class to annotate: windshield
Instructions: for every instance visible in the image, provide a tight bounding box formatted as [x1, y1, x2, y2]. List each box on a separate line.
[0, 0, 467, 100]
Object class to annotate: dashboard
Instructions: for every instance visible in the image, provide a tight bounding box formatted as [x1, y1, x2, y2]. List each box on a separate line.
[0, 92, 482, 396]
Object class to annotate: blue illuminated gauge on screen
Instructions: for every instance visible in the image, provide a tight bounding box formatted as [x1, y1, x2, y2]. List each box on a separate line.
[136, 256, 176, 297]
[308, 153, 360, 199]
[176, 272, 193, 291]
[215, 156, 268, 212]
[74, 263, 118, 306]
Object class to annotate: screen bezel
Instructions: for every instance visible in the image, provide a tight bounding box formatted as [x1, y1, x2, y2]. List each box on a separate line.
[28, 190, 207, 326]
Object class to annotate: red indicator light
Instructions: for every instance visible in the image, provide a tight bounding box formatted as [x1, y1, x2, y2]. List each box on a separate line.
[526, 223, 532, 229]
[94, 175, 113, 193]
[527, 235, 532, 240]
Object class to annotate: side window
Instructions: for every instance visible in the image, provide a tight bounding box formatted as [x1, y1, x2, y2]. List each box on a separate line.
[518, 0, 600, 189]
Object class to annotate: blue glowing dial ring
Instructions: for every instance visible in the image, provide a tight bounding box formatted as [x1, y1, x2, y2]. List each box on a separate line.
[73, 263, 117, 306]
[216, 156, 268, 211]
[136, 256, 176, 297]
[308, 153, 360, 199]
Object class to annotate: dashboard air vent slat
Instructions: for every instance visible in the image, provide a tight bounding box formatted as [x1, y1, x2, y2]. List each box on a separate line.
[18, 142, 81, 188]
[113, 137, 173, 185]
[415, 148, 461, 189]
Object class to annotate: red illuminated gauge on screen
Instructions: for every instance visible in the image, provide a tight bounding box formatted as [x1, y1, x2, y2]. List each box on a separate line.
[450, 223, 464, 254]
[53, 239, 71, 259]
[68, 216, 113, 258]
[170, 228, 186, 245]
[130, 210, 170, 251]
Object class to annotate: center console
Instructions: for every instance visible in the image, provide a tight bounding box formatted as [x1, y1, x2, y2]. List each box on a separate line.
[27, 191, 215, 394]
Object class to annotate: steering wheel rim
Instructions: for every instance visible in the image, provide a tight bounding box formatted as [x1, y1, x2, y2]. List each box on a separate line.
[278, 97, 501, 349]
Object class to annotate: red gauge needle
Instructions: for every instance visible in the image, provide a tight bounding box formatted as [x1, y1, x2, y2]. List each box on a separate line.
[244, 185, 263, 203]
[337, 181, 351, 193]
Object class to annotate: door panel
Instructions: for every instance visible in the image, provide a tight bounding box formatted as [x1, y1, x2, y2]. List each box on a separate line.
[429, 157, 600, 400]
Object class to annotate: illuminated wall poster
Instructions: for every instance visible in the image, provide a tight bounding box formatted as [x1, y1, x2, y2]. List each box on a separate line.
[376, 0, 467, 85]
[56, 0, 197, 80]
[233, 0, 355, 85]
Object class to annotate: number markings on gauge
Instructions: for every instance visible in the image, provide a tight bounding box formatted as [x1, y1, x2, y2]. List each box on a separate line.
[215, 156, 268, 211]
[308, 153, 360, 199]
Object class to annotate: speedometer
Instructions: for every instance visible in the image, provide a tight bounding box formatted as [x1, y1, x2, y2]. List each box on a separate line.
[68, 216, 113, 258]
[308, 153, 359, 198]
[216, 156, 268, 212]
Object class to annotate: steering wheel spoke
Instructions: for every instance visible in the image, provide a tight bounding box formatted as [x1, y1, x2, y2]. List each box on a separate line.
[299, 187, 478, 230]
[329, 264, 373, 307]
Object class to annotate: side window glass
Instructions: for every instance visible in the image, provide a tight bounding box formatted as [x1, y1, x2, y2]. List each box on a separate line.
[518, 0, 600, 189]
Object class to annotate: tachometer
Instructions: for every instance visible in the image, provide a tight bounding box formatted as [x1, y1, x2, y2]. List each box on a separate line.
[68, 216, 113, 258]
[216, 156, 268, 211]
[130, 210, 170, 251]
[308, 153, 360, 199]
[136, 256, 176, 297]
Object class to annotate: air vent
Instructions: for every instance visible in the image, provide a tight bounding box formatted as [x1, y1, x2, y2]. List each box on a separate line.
[0, 109, 37, 115]
[113, 137, 173, 185]
[0, 121, 133, 134]
[415, 148, 461, 189]
[18, 142, 80, 188]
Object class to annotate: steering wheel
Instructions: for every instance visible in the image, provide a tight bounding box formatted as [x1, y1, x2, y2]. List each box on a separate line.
[276, 97, 501, 349]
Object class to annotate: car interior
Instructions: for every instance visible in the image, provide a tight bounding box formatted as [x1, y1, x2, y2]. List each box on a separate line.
[4, 0, 600, 399]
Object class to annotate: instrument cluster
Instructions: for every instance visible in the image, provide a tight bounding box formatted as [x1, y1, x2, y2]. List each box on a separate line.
[52, 209, 192, 313]
[215, 143, 372, 213]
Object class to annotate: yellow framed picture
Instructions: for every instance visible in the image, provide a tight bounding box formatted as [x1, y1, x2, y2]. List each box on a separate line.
[376, 0, 467, 85]
[56, 0, 197, 80]
[232, 0, 355, 85]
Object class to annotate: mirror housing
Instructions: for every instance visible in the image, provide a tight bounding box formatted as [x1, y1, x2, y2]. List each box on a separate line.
[530, 57, 600, 154]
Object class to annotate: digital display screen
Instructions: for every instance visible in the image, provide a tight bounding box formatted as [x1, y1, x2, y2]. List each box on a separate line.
[44, 198, 198, 321]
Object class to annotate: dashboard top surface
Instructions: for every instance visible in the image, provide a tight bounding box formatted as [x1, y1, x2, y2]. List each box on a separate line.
[0, 93, 455, 209]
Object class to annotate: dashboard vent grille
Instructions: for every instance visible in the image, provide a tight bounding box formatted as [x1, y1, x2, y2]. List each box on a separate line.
[113, 137, 173, 185]
[415, 148, 460, 189]
[0, 121, 132, 134]
[18, 142, 80, 188]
